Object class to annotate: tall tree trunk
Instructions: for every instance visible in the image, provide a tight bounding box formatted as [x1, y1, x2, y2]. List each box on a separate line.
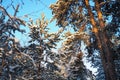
[94, 1, 117, 80]
[85, 0, 117, 80]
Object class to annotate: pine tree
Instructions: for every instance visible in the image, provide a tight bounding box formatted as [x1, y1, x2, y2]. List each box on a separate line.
[57, 31, 94, 80]
[0, 3, 26, 79]
[21, 14, 64, 79]
[50, 0, 120, 80]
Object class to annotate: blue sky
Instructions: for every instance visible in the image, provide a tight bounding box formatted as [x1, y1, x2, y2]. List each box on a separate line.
[2, 0, 59, 46]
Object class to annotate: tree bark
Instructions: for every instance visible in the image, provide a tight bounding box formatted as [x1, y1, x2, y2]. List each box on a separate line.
[85, 0, 117, 80]
[94, 1, 117, 80]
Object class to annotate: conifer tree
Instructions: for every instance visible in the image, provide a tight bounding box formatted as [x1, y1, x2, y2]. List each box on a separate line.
[50, 0, 120, 80]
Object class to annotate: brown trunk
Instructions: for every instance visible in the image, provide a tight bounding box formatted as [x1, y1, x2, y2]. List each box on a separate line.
[98, 31, 116, 80]
[85, 0, 117, 80]
[95, 1, 116, 80]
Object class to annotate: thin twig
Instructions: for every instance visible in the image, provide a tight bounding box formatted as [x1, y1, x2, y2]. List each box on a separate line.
[14, 47, 36, 68]
[0, 5, 18, 28]
[78, 20, 87, 32]
[0, 5, 13, 20]
[20, 52, 36, 67]
[14, 4, 19, 16]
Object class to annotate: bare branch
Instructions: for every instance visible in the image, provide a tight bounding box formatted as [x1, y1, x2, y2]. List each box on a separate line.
[14, 47, 36, 68]
[78, 20, 87, 32]
[0, 5, 13, 20]
[14, 4, 19, 17]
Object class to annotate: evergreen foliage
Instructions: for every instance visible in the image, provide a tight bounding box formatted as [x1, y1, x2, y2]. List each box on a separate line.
[0, 0, 120, 80]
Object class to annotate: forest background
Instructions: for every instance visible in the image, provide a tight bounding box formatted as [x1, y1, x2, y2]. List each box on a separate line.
[0, 0, 120, 80]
